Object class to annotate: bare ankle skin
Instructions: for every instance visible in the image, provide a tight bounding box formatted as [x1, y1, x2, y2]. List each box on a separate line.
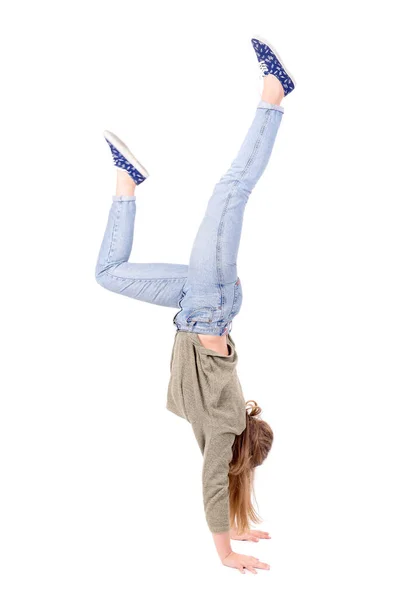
[116, 169, 136, 196]
[261, 74, 284, 105]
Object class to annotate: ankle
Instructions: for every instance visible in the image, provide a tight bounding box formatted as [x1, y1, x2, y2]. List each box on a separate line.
[261, 74, 284, 105]
[116, 169, 136, 196]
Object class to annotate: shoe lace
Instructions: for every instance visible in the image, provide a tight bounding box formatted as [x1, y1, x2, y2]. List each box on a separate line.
[259, 60, 268, 77]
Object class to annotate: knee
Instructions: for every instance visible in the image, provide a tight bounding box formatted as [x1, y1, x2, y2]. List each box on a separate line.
[215, 169, 252, 196]
[95, 263, 110, 288]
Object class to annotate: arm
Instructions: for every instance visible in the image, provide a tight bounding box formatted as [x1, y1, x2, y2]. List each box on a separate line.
[199, 428, 270, 573]
[213, 531, 232, 561]
[201, 428, 235, 534]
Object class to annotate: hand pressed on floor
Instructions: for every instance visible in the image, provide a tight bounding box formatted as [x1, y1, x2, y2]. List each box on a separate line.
[222, 551, 270, 574]
[230, 527, 271, 542]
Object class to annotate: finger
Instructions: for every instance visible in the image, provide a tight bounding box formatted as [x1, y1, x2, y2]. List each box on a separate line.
[254, 530, 271, 538]
[239, 566, 246, 574]
[250, 556, 270, 568]
[245, 566, 258, 574]
[256, 561, 270, 570]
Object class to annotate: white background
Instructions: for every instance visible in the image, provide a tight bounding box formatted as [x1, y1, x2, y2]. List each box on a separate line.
[1, 0, 399, 597]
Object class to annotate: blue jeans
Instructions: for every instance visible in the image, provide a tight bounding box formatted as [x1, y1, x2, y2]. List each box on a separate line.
[95, 100, 284, 336]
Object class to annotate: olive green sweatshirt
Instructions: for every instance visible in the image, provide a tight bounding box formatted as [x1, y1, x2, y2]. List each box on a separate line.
[167, 331, 246, 533]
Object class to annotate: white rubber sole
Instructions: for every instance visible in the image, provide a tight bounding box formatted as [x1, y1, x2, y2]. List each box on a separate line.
[103, 130, 149, 178]
[252, 35, 296, 86]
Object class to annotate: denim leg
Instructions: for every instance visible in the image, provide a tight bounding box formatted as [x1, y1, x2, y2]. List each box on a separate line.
[173, 101, 284, 334]
[95, 196, 188, 308]
[187, 101, 284, 286]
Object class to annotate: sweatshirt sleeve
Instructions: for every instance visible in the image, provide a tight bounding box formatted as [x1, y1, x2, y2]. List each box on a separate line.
[193, 423, 236, 534]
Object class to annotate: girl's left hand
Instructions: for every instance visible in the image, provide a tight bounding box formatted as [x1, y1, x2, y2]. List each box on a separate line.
[230, 528, 271, 542]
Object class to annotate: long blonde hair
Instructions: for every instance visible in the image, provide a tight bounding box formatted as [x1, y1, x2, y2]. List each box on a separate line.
[228, 400, 274, 533]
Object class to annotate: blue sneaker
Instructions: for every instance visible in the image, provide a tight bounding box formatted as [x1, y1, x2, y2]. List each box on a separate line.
[251, 37, 296, 96]
[103, 130, 149, 185]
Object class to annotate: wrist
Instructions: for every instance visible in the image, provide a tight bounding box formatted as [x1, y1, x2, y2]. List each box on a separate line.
[220, 549, 233, 562]
[212, 531, 232, 561]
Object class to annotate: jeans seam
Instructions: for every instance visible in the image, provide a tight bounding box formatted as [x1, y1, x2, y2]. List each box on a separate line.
[102, 270, 188, 283]
[227, 280, 241, 321]
[106, 202, 122, 264]
[216, 109, 272, 300]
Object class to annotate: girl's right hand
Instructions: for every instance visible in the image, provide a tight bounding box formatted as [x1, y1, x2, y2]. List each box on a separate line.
[221, 551, 270, 574]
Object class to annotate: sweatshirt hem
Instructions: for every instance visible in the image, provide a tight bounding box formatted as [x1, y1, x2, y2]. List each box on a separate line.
[208, 525, 231, 534]
[166, 404, 188, 421]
